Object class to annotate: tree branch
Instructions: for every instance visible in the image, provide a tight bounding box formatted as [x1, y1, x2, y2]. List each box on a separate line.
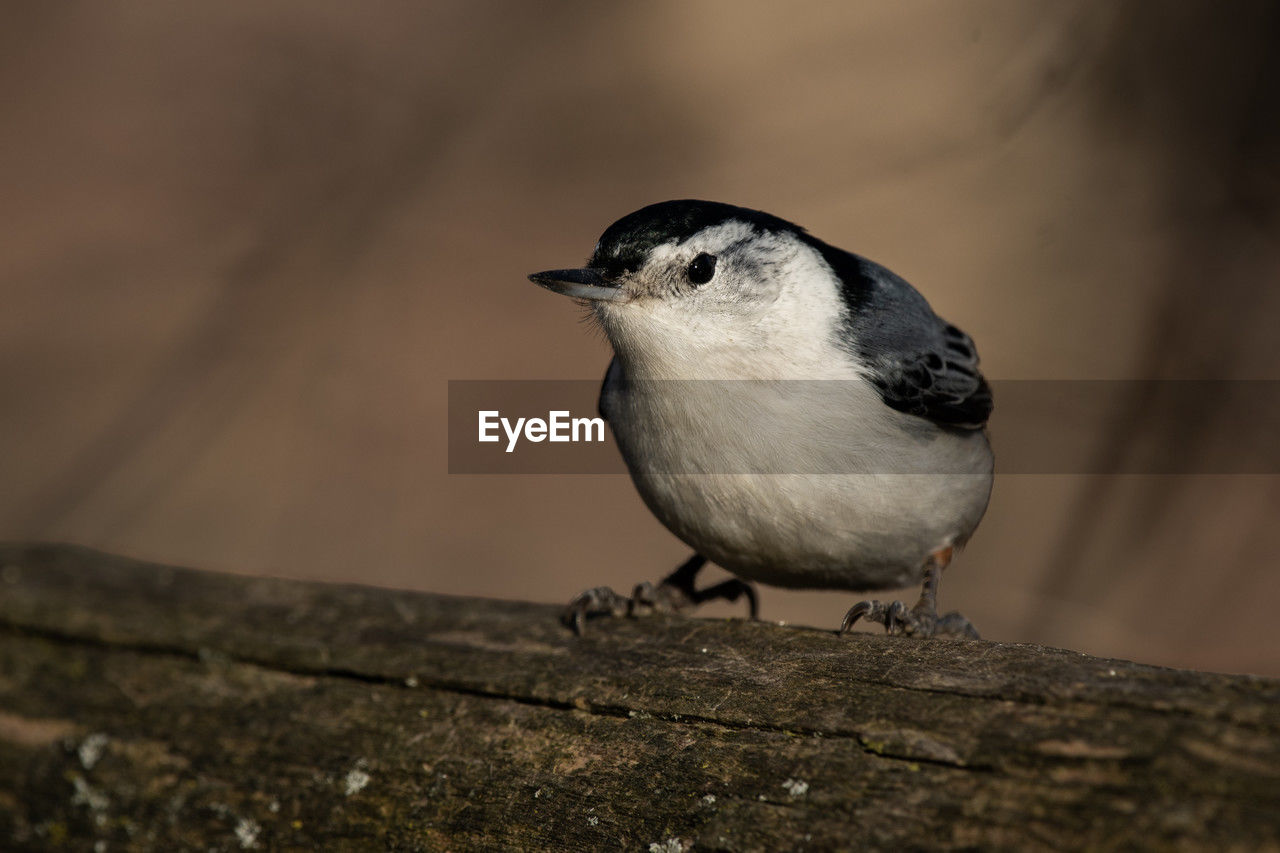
[1, 543, 1277, 850]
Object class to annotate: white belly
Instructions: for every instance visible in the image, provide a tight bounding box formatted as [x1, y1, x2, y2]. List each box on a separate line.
[603, 377, 993, 591]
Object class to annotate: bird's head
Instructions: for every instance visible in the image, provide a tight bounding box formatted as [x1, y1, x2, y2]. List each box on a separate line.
[530, 200, 851, 378]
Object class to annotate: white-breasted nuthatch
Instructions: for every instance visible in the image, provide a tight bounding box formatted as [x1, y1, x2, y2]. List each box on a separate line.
[530, 200, 992, 638]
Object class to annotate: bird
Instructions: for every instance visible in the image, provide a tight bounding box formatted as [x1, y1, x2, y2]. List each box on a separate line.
[529, 200, 993, 639]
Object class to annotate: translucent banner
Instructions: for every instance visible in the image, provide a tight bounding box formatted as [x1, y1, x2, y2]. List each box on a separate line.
[447, 380, 1280, 474]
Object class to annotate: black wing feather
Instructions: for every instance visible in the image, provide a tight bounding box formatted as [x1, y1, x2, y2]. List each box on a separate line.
[811, 241, 993, 431]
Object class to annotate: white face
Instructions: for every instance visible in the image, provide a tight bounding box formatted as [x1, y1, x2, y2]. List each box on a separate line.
[591, 221, 860, 380]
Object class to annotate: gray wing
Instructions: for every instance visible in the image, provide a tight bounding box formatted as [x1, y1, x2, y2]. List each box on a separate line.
[818, 244, 993, 431]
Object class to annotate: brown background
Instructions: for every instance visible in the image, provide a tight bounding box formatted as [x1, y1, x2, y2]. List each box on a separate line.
[3, 2, 1278, 674]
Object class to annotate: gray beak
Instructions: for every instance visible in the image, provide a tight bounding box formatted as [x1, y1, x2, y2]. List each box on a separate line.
[528, 268, 624, 302]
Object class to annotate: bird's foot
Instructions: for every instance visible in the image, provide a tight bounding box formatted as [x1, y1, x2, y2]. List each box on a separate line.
[562, 554, 758, 635]
[839, 546, 979, 640]
[839, 599, 980, 639]
[561, 586, 633, 635]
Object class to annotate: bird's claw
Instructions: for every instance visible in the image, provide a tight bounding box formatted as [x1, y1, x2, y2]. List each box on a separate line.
[561, 583, 694, 635]
[839, 598, 979, 639]
[562, 554, 758, 635]
[562, 586, 631, 635]
[628, 580, 690, 615]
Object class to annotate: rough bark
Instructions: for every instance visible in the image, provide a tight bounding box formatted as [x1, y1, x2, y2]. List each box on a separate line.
[0, 543, 1277, 851]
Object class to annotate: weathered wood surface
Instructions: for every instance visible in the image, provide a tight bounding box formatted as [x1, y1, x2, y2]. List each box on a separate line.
[0, 544, 1277, 851]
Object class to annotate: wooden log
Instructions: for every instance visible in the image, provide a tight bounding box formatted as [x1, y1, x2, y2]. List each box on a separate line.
[0, 543, 1277, 850]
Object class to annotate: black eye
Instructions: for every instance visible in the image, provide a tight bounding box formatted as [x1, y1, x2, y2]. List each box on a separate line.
[686, 253, 716, 285]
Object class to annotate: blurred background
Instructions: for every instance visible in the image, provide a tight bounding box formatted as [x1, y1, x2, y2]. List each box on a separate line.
[2, 1, 1278, 674]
